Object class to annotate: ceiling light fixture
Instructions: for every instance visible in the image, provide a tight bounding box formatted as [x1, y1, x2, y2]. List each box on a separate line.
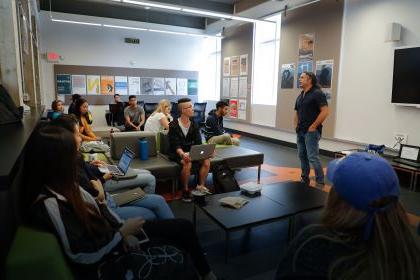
[117, 0, 271, 23]
[103, 24, 147, 31]
[123, 0, 182, 11]
[51, 18, 102, 26]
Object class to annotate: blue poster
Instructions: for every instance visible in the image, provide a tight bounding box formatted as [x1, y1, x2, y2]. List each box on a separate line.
[56, 74, 71, 95]
[297, 60, 313, 88]
[187, 79, 198, 96]
[115, 76, 128, 95]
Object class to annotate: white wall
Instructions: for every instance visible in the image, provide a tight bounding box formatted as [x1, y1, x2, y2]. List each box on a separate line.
[39, 12, 208, 126]
[226, 0, 420, 151]
[335, 0, 420, 148]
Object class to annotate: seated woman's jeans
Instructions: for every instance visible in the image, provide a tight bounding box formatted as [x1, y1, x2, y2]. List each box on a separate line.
[107, 193, 174, 220]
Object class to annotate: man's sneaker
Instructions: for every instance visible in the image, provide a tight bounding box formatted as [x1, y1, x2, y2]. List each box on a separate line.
[300, 178, 310, 185]
[182, 190, 192, 202]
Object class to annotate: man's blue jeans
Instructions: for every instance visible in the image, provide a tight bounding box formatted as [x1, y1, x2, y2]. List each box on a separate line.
[297, 130, 324, 184]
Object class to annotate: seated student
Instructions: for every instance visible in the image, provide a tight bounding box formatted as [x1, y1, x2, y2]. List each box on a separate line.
[204, 100, 239, 146]
[168, 98, 211, 202]
[124, 95, 145, 131]
[111, 94, 125, 125]
[19, 125, 219, 280]
[49, 99, 64, 120]
[276, 152, 420, 280]
[67, 94, 80, 115]
[73, 98, 101, 142]
[144, 99, 173, 134]
[50, 115, 169, 220]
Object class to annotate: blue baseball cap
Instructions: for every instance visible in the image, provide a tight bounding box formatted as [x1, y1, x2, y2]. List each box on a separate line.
[327, 152, 400, 212]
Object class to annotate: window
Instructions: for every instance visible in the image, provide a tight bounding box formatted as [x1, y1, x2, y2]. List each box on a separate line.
[251, 14, 281, 105]
[198, 37, 221, 101]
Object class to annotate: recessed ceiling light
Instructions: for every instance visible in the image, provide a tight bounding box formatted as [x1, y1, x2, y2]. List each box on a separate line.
[51, 18, 102, 26]
[103, 24, 147, 31]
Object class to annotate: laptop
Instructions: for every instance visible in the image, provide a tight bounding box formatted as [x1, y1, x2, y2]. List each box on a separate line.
[189, 144, 216, 161]
[393, 144, 420, 168]
[99, 148, 135, 176]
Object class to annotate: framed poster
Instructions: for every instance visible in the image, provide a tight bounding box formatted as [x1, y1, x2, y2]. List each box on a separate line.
[153, 78, 165, 95]
[71, 75, 86, 95]
[165, 78, 177, 95]
[176, 78, 188, 95]
[316, 59, 334, 88]
[229, 99, 238, 118]
[229, 77, 239, 98]
[141, 78, 153, 95]
[280, 63, 295, 89]
[222, 78, 230, 97]
[115, 76, 128, 95]
[223, 57, 230, 76]
[297, 61, 313, 87]
[188, 79, 198, 96]
[100, 76, 114, 95]
[298, 33, 315, 61]
[56, 74, 71, 95]
[128, 77, 141, 95]
[87, 75, 100, 95]
[240, 54, 248, 75]
[238, 77, 247, 98]
[230, 56, 240, 76]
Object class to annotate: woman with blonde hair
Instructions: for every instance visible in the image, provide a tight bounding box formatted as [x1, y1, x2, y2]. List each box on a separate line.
[276, 152, 420, 280]
[144, 99, 173, 134]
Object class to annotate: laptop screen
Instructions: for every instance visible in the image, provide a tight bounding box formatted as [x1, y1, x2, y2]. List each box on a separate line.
[400, 145, 420, 161]
[118, 148, 134, 173]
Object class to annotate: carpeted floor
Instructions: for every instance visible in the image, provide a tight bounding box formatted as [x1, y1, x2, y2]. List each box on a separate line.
[156, 135, 420, 280]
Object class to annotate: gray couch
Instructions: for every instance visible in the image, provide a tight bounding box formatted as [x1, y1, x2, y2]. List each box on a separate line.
[110, 131, 264, 196]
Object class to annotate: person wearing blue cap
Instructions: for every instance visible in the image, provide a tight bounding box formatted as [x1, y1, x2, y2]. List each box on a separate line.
[276, 152, 420, 280]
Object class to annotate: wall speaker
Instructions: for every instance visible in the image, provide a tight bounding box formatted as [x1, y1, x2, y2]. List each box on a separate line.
[385, 22, 401, 42]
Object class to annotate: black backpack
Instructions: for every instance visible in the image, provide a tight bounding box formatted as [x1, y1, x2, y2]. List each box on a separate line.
[0, 84, 23, 125]
[213, 161, 240, 193]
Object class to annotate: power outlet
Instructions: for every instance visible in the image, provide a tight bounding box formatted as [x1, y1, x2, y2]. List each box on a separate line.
[394, 133, 408, 146]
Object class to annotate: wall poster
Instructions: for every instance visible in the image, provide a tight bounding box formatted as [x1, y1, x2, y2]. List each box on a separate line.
[240, 54, 248, 75]
[87, 75, 100, 95]
[71, 75, 87, 95]
[280, 63, 295, 89]
[56, 74, 71, 95]
[230, 56, 240, 76]
[115, 76, 128, 95]
[298, 33, 315, 61]
[223, 57, 230, 76]
[100, 76, 114, 94]
[316, 59, 334, 88]
[128, 77, 141, 95]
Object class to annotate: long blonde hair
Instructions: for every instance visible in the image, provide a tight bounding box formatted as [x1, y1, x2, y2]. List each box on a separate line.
[151, 99, 171, 117]
[320, 189, 420, 280]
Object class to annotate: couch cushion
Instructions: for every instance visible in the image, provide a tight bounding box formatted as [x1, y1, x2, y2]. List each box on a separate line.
[92, 126, 120, 138]
[6, 227, 73, 280]
[111, 131, 157, 160]
[130, 155, 180, 179]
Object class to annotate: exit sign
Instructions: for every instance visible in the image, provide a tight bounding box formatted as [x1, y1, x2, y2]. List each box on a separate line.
[124, 38, 140, 44]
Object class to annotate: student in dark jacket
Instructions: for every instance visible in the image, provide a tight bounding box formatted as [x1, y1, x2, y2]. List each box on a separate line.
[168, 98, 211, 202]
[67, 94, 81, 115]
[204, 100, 239, 146]
[276, 153, 420, 280]
[19, 125, 219, 280]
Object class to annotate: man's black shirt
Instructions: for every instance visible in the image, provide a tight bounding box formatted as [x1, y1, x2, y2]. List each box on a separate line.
[295, 87, 328, 134]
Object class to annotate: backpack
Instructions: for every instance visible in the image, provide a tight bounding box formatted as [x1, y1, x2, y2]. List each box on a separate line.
[0, 84, 23, 125]
[213, 161, 239, 193]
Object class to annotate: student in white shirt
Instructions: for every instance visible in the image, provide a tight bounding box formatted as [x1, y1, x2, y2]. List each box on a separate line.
[144, 99, 173, 134]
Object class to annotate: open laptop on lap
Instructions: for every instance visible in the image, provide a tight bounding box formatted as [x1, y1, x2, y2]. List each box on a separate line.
[393, 144, 420, 168]
[99, 147, 135, 176]
[189, 144, 216, 161]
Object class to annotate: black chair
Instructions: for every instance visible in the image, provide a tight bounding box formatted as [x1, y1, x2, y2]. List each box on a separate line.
[109, 102, 125, 126]
[144, 103, 158, 120]
[170, 102, 179, 120]
[193, 102, 207, 126]
[137, 100, 144, 109]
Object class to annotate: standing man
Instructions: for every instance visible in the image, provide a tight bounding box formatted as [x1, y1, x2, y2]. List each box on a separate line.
[168, 98, 211, 202]
[204, 100, 239, 146]
[295, 72, 329, 187]
[124, 95, 145, 131]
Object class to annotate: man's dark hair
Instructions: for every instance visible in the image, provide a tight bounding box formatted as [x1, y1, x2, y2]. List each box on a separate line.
[303, 71, 320, 89]
[177, 98, 191, 113]
[71, 94, 81, 102]
[114, 94, 120, 98]
[216, 100, 229, 110]
[128, 95, 136, 100]
[50, 114, 78, 132]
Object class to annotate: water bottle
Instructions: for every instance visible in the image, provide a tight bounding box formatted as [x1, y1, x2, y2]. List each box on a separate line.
[139, 138, 148, 160]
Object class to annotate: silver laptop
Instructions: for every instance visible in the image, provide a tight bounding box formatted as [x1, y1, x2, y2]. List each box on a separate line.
[101, 148, 135, 176]
[189, 144, 216, 161]
[393, 144, 420, 168]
